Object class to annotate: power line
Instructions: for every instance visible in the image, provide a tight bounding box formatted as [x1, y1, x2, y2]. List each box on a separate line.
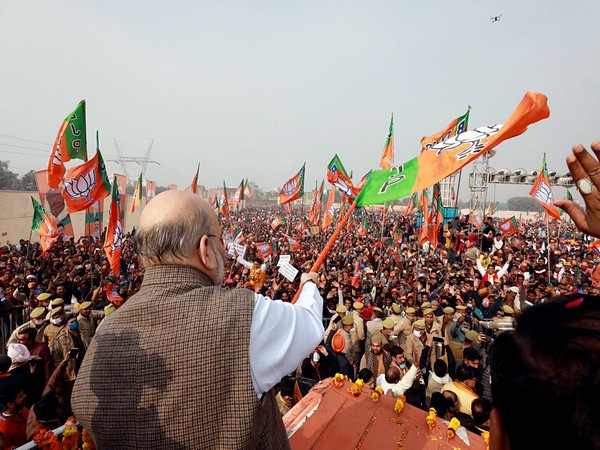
[0, 134, 51, 146]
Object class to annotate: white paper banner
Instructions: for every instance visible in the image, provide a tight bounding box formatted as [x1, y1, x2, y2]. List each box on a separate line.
[226, 243, 247, 259]
[278, 263, 299, 282]
[277, 255, 291, 267]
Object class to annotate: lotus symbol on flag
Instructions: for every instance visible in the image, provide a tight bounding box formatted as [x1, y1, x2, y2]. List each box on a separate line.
[534, 180, 553, 205]
[258, 244, 269, 253]
[282, 179, 298, 196]
[501, 222, 510, 230]
[64, 168, 97, 202]
[110, 219, 123, 252]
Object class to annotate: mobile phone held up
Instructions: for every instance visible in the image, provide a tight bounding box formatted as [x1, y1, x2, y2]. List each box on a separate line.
[69, 348, 79, 359]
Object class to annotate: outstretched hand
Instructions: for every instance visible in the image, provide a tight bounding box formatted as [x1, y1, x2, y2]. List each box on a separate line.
[300, 272, 319, 287]
[555, 142, 600, 238]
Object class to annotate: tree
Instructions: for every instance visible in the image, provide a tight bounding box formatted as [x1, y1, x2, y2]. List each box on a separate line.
[506, 196, 542, 212]
[0, 161, 20, 190]
[19, 170, 37, 191]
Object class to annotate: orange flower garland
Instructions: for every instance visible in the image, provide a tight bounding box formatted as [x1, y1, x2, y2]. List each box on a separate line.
[33, 427, 62, 450]
[347, 379, 363, 397]
[446, 417, 461, 438]
[62, 417, 79, 450]
[371, 386, 384, 401]
[481, 430, 490, 450]
[426, 407, 437, 430]
[333, 373, 348, 388]
[394, 395, 406, 414]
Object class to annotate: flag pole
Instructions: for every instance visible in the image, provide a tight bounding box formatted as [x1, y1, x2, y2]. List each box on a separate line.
[291, 200, 358, 304]
[547, 218, 551, 286]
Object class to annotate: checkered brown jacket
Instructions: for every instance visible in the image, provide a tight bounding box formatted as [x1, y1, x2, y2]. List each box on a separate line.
[72, 265, 290, 449]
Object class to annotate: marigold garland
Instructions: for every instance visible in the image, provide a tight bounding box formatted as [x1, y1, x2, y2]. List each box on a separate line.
[33, 427, 62, 450]
[62, 417, 79, 450]
[481, 430, 490, 450]
[347, 381, 363, 397]
[394, 395, 406, 414]
[371, 386, 384, 401]
[426, 407, 437, 430]
[446, 417, 461, 438]
[333, 373, 348, 388]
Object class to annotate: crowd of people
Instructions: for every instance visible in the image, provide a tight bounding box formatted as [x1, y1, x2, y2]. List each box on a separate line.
[0, 152, 599, 447]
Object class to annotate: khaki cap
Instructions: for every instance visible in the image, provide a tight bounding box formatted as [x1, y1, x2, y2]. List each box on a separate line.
[342, 315, 354, 326]
[336, 305, 347, 314]
[371, 333, 383, 344]
[37, 293, 52, 301]
[80, 301, 92, 310]
[443, 307, 455, 314]
[51, 307, 63, 317]
[373, 307, 383, 313]
[421, 302, 431, 309]
[465, 330, 479, 342]
[382, 318, 395, 329]
[30, 307, 46, 319]
[456, 305, 467, 311]
[502, 305, 514, 315]
[392, 303, 401, 314]
[423, 308, 433, 316]
[414, 319, 426, 330]
[353, 302, 364, 310]
[405, 307, 416, 314]
[50, 298, 64, 307]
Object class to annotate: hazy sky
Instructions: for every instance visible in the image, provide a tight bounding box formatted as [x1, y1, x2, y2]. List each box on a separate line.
[1, 0, 599, 202]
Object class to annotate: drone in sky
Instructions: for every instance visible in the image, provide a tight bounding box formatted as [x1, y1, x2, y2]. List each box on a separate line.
[490, 14, 502, 23]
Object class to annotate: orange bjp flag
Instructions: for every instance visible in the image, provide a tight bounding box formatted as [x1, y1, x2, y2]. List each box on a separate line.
[321, 187, 336, 231]
[103, 177, 124, 278]
[61, 150, 111, 214]
[379, 113, 394, 169]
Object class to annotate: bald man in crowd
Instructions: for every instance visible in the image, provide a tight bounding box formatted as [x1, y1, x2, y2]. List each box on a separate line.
[73, 191, 324, 449]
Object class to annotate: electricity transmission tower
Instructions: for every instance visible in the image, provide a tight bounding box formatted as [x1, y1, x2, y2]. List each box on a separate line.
[107, 139, 160, 179]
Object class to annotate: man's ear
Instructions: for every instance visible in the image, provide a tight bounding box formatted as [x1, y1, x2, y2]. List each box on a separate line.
[490, 408, 511, 450]
[197, 235, 217, 271]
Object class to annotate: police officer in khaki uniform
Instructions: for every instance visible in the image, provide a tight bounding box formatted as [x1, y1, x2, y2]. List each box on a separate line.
[6, 307, 47, 347]
[77, 301, 104, 350]
[394, 307, 416, 348]
[324, 304, 347, 342]
[351, 301, 366, 357]
[389, 303, 403, 326]
[43, 306, 66, 348]
[405, 319, 427, 365]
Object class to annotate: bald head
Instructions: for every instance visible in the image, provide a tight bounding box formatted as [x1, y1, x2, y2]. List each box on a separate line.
[136, 191, 220, 269]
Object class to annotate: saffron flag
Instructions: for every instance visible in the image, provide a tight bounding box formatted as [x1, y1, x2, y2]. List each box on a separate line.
[469, 213, 483, 229]
[61, 150, 111, 214]
[499, 216, 518, 236]
[130, 173, 143, 213]
[589, 239, 600, 257]
[359, 214, 370, 237]
[294, 220, 308, 234]
[34, 170, 75, 240]
[106, 281, 125, 308]
[230, 179, 244, 205]
[84, 199, 104, 238]
[191, 164, 199, 194]
[327, 155, 360, 199]
[421, 106, 471, 153]
[219, 181, 229, 216]
[351, 257, 362, 288]
[243, 179, 253, 200]
[486, 202, 494, 217]
[146, 180, 156, 204]
[47, 100, 88, 189]
[418, 190, 429, 245]
[31, 197, 59, 257]
[404, 193, 417, 218]
[321, 187, 337, 231]
[271, 212, 285, 230]
[308, 180, 324, 225]
[426, 184, 443, 247]
[255, 242, 273, 259]
[379, 113, 394, 169]
[104, 177, 124, 278]
[285, 235, 303, 251]
[356, 92, 549, 206]
[529, 153, 561, 220]
[280, 164, 305, 205]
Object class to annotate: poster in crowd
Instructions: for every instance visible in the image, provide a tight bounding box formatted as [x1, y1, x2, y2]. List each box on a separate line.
[146, 180, 156, 204]
[34, 170, 74, 240]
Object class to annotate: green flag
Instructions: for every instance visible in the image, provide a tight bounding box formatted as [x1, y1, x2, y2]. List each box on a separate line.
[47, 100, 88, 188]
